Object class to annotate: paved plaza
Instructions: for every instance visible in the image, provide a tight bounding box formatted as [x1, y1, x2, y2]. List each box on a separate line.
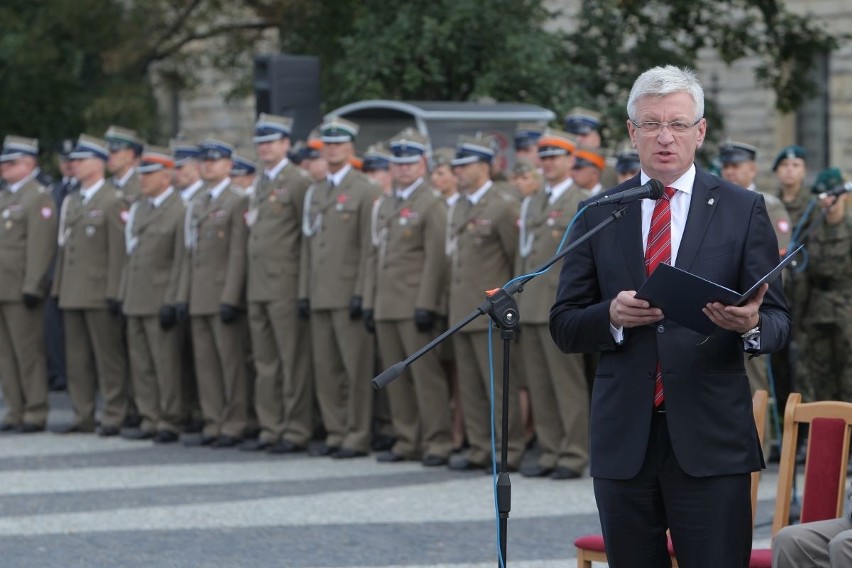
[0, 393, 778, 567]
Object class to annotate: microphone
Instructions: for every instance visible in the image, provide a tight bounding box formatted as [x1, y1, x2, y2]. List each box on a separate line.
[588, 179, 665, 207]
[818, 181, 852, 200]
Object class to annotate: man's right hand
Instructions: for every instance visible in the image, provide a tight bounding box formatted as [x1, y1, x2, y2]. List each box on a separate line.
[609, 290, 663, 328]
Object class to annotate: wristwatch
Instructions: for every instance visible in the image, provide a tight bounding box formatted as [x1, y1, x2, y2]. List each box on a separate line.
[741, 315, 761, 343]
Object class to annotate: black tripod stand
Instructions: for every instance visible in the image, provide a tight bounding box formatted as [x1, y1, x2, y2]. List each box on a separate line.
[372, 205, 629, 567]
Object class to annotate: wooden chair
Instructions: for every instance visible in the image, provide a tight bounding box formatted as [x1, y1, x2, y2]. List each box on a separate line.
[748, 392, 852, 567]
[574, 390, 769, 568]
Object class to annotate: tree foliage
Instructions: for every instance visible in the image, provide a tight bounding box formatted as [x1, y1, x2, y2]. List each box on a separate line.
[0, 0, 843, 163]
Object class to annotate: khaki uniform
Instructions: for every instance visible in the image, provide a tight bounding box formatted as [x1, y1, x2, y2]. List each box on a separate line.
[448, 183, 524, 468]
[367, 180, 452, 459]
[517, 183, 590, 473]
[300, 168, 380, 452]
[53, 182, 128, 430]
[0, 178, 56, 427]
[179, 185, 249, 439]
[745, 190, 792, 394]
[121, 190, 185, 434]
[246, 162, 313, 446]
[111, 169, 142, 204]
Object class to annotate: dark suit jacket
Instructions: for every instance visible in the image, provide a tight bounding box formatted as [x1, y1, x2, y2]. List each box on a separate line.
[549, 166, 790, 480]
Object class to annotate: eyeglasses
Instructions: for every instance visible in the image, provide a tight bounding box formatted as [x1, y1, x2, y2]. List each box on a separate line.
[630, 118, 702, 135]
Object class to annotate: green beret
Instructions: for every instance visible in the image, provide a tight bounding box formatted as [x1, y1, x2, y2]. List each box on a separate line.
[772, 145, 806, 171]
[812, 167, 844, 195]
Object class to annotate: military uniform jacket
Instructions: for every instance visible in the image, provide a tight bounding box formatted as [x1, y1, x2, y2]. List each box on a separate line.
[299, 169, 380, 309]
[53, 183, 126, 309]
[759, 189, 792, 255]
[367, 180, 447, 321]
[803, 214, 852, 325]
[178, 185, 248, 315]
[448, 184, 519, 332]
[246, 162, 311, 302]
[0, 178, 57, 301]
[776, 185, 812, 229]
[120, 191, 186, 316]
[517, 184, 590, 323]
[111, 170, 142, 204]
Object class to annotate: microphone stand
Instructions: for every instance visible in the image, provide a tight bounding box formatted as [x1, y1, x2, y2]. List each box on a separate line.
[373, 205, 629, 567]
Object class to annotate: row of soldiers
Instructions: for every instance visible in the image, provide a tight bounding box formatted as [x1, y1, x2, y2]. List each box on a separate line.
[0, 107, 848, 476]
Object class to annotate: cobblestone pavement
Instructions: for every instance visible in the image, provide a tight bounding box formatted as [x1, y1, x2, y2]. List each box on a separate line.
[0, 393, 776, 567]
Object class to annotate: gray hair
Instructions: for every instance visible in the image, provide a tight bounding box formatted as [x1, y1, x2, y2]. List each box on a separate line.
[626, 65, 705, 122]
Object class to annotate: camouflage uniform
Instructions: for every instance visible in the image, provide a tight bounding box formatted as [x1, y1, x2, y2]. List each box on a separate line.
[803, 213, 852, 402]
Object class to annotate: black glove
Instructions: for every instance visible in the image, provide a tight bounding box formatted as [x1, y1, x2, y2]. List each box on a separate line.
[363, 309, 375, 334]
[297, 298, 310, 320]
[219, 303, 239, 324]
[414, 309, 435, 333]
[107, 298, 123, 317]
[159, 305, 177, 330]
[174, 303, 189, 324]
[22, 293, 40, 309]
[349, 295, 363, 320]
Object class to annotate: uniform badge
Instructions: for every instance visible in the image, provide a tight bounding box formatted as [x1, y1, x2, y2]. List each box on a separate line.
[41, 206, 53, 219]
[399, 217, 408, 226]
[245, 209, 258, 227]
[777, 219, 790, 234]
[86, 209, 103, 218]
[120, 209, 129, 224]
[336, 194, 348, 212]
[4, 221, 11, 231]
[546, 218, 555, 226]
[86, 225, 96, 237]
[269, 195, 277, 203]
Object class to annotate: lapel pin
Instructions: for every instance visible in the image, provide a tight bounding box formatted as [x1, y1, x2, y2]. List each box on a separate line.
[707, 198, 715, 206]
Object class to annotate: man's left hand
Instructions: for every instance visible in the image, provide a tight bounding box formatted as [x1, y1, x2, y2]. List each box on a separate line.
[703, 283, 767, 334]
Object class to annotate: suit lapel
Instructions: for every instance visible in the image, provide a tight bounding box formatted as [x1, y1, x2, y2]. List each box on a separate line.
[675, 169, 720, 272]
[617, 201, 646, 289]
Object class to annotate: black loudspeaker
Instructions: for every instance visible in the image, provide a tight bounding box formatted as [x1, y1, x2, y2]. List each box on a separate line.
[254, 54, 321, 142]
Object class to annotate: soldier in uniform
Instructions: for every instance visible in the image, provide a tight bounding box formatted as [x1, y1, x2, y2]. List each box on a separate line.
[119, 147, 186, 443]
[230, 155, 257, 195]
[299, 132, 328, 183]
[614, 149, 641, 184]
[510, 158, 543, 200]
[802, 168, 852, 403]
[446, 135, 523, 471]
[105, 126, 143, 203]
[366, 128, 453, 466]
[178, 139, 249, 447]
[513, 123, 544, 169]
[243, 114, 314, 454]
[564, 107, 618, 189]
[772, 144, 812, 410]
[299, 117, 380, 458]
[45, 140, 78, 392]
[516, 129, 590, 479]
[719, 141, 792, 399]
[430, 148, 459, 204]
[572, 145, 606, 196]
[52, 135, 128, 435]
[0, 136, 57, 432]
[362, 143, 394, 195]
[173, 142, 205, 204]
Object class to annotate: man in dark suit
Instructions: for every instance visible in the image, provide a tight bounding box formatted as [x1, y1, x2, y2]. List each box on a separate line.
[549, 65, 791, 568]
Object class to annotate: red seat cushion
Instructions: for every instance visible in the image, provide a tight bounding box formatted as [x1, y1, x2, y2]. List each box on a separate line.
[574, 534, 606, 552]
[749, 547, 772, 567]
[801, 418, 846, 523]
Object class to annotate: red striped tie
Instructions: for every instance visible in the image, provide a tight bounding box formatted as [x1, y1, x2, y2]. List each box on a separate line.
[645, 186, 677, 407]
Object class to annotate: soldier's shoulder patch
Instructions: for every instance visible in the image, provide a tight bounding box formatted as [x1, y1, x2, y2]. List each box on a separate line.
[777, 219, 791, 234]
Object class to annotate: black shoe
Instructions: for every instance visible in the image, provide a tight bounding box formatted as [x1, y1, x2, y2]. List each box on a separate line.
[422, 455, 449, 467]
[0, 422, 19, 432]
[51, 423, 95, 434]
[153, 430, 179, 444]
[122, 414, 142, 429]
[371, 433, 396, 452]
[239, 439, 271, 452]
[98, 425, 121, 437]
[212, 435, 241, 448]
[448, 455, 486, 471]
[121, 428, 154, 440]
[333, 447, 367, 459]
[308, 443, 339, 457]
[48, 378, 67, 392]
[268, 439, 306, 454]
[376, 451, 406, 463]
[520, 464, 554, 478]
[18, 423, 45, 434]
[183, 419, 204, 434]
[183, 435, 216, 447]
[551, 466, 582, 480]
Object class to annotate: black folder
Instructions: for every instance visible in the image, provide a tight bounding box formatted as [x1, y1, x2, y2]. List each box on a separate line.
[635, 244, 803, 334]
